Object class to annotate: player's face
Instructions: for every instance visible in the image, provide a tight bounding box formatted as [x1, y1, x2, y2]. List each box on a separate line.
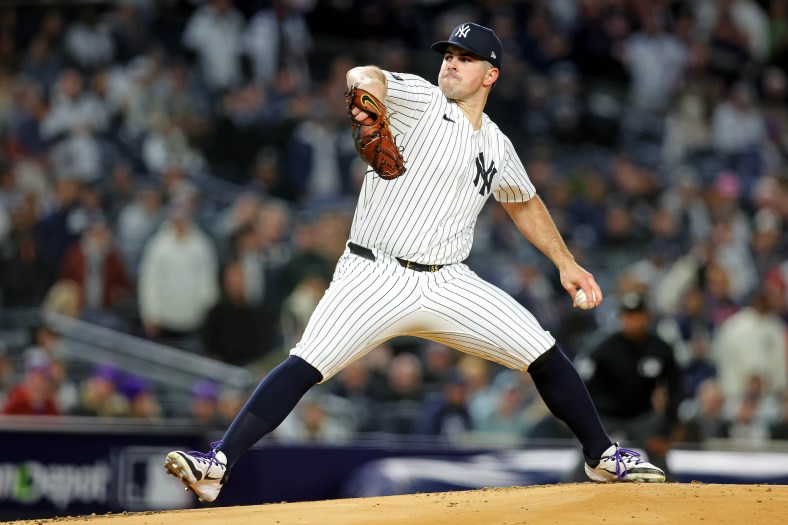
[438, 46, 495, 100]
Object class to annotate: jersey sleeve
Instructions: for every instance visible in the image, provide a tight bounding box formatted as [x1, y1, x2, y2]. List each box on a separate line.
[493, 137, 536, 202]
[382, 71, 436, 131]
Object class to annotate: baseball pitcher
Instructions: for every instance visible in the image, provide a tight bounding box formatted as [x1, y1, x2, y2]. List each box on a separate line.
[166, 22, 665, 503]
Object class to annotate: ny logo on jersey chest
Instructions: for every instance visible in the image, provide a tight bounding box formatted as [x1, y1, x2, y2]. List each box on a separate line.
[473, 152, 496, 196]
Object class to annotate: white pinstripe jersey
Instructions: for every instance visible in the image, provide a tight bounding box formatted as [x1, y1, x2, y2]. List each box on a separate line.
[349, 71, 536, 265]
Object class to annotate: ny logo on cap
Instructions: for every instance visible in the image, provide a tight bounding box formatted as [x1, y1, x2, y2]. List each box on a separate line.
[455, 24, 470, 38]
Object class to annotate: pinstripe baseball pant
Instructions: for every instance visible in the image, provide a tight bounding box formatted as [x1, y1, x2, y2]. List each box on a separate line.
[291, 246, 556, 381]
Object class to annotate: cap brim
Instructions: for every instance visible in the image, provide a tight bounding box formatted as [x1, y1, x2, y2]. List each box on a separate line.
[431, 41, 452, 54]
[431, 41, 499, 69]
[432, 41, 487, 59]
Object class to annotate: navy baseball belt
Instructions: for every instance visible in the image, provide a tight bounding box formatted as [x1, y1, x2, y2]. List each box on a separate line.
[348, 242, 444, 273]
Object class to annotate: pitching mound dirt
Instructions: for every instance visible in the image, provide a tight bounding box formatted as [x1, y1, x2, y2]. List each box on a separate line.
[8, 482, 787, 525]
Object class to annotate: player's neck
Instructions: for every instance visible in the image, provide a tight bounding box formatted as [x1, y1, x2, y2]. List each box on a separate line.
[455, 92, 489, 130]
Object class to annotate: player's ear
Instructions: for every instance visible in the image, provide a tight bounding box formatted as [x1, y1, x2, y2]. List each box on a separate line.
[483, 67, 499, 87]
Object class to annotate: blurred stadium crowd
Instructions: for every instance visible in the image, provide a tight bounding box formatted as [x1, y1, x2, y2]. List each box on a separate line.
[0, 0, 787, 451]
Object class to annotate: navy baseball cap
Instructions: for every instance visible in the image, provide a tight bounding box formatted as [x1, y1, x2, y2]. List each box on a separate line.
[432, 23, 503, 70]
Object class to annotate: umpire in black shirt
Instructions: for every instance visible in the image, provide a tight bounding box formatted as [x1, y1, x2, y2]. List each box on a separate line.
[575, 292, 683, 474]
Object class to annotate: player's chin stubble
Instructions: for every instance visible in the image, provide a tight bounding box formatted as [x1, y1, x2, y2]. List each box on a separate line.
[439, 75, 462, 100]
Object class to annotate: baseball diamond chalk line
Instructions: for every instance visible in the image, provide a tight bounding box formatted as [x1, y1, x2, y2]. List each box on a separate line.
[8, 483, 788, 525]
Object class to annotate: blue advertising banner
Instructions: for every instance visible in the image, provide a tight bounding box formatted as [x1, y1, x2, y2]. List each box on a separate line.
[2, 420, 787, 521]
[217, 439, 493, 507]
[218, 440, 788, 507]
[0, 418, 205, 521]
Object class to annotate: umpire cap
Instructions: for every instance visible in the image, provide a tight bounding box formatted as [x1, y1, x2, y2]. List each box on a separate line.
[432, 23, 502, 70]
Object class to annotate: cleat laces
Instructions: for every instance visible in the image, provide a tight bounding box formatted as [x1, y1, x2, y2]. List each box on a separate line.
[608, 446, 644, 479]
[187, 440, 225, 468]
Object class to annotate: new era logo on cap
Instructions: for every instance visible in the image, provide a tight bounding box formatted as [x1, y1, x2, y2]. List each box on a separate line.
[432, 22, 503, 70]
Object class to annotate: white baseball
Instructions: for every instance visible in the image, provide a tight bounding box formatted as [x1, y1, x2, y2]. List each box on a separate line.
[574, 289, 596, 310]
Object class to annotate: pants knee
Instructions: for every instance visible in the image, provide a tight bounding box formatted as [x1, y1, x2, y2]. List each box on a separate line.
[528, 344, 558, 374]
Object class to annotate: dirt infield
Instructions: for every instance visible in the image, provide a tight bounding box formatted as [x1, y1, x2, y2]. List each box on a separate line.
[8, 483, 787, 525]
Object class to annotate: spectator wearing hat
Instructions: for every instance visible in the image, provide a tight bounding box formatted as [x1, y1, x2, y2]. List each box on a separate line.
[71, 363, 129, 418]
[2, 351, 59, 416]
[190, 379, 223, 428]
[122, 374, 163, 421]
[25, 325, 79, 412]
[575, 292, 683, 473]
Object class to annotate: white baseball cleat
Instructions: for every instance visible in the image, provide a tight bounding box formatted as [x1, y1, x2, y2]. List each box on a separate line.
[585, 442, 665, 483]
[165, 441, 228, 502]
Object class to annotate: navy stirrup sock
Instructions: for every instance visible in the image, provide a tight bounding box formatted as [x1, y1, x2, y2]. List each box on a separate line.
[217, 356, 322, 468]
[528, 345, 612, 464]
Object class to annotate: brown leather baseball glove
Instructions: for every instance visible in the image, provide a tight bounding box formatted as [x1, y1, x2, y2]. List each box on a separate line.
[345, 83, 406, 180]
